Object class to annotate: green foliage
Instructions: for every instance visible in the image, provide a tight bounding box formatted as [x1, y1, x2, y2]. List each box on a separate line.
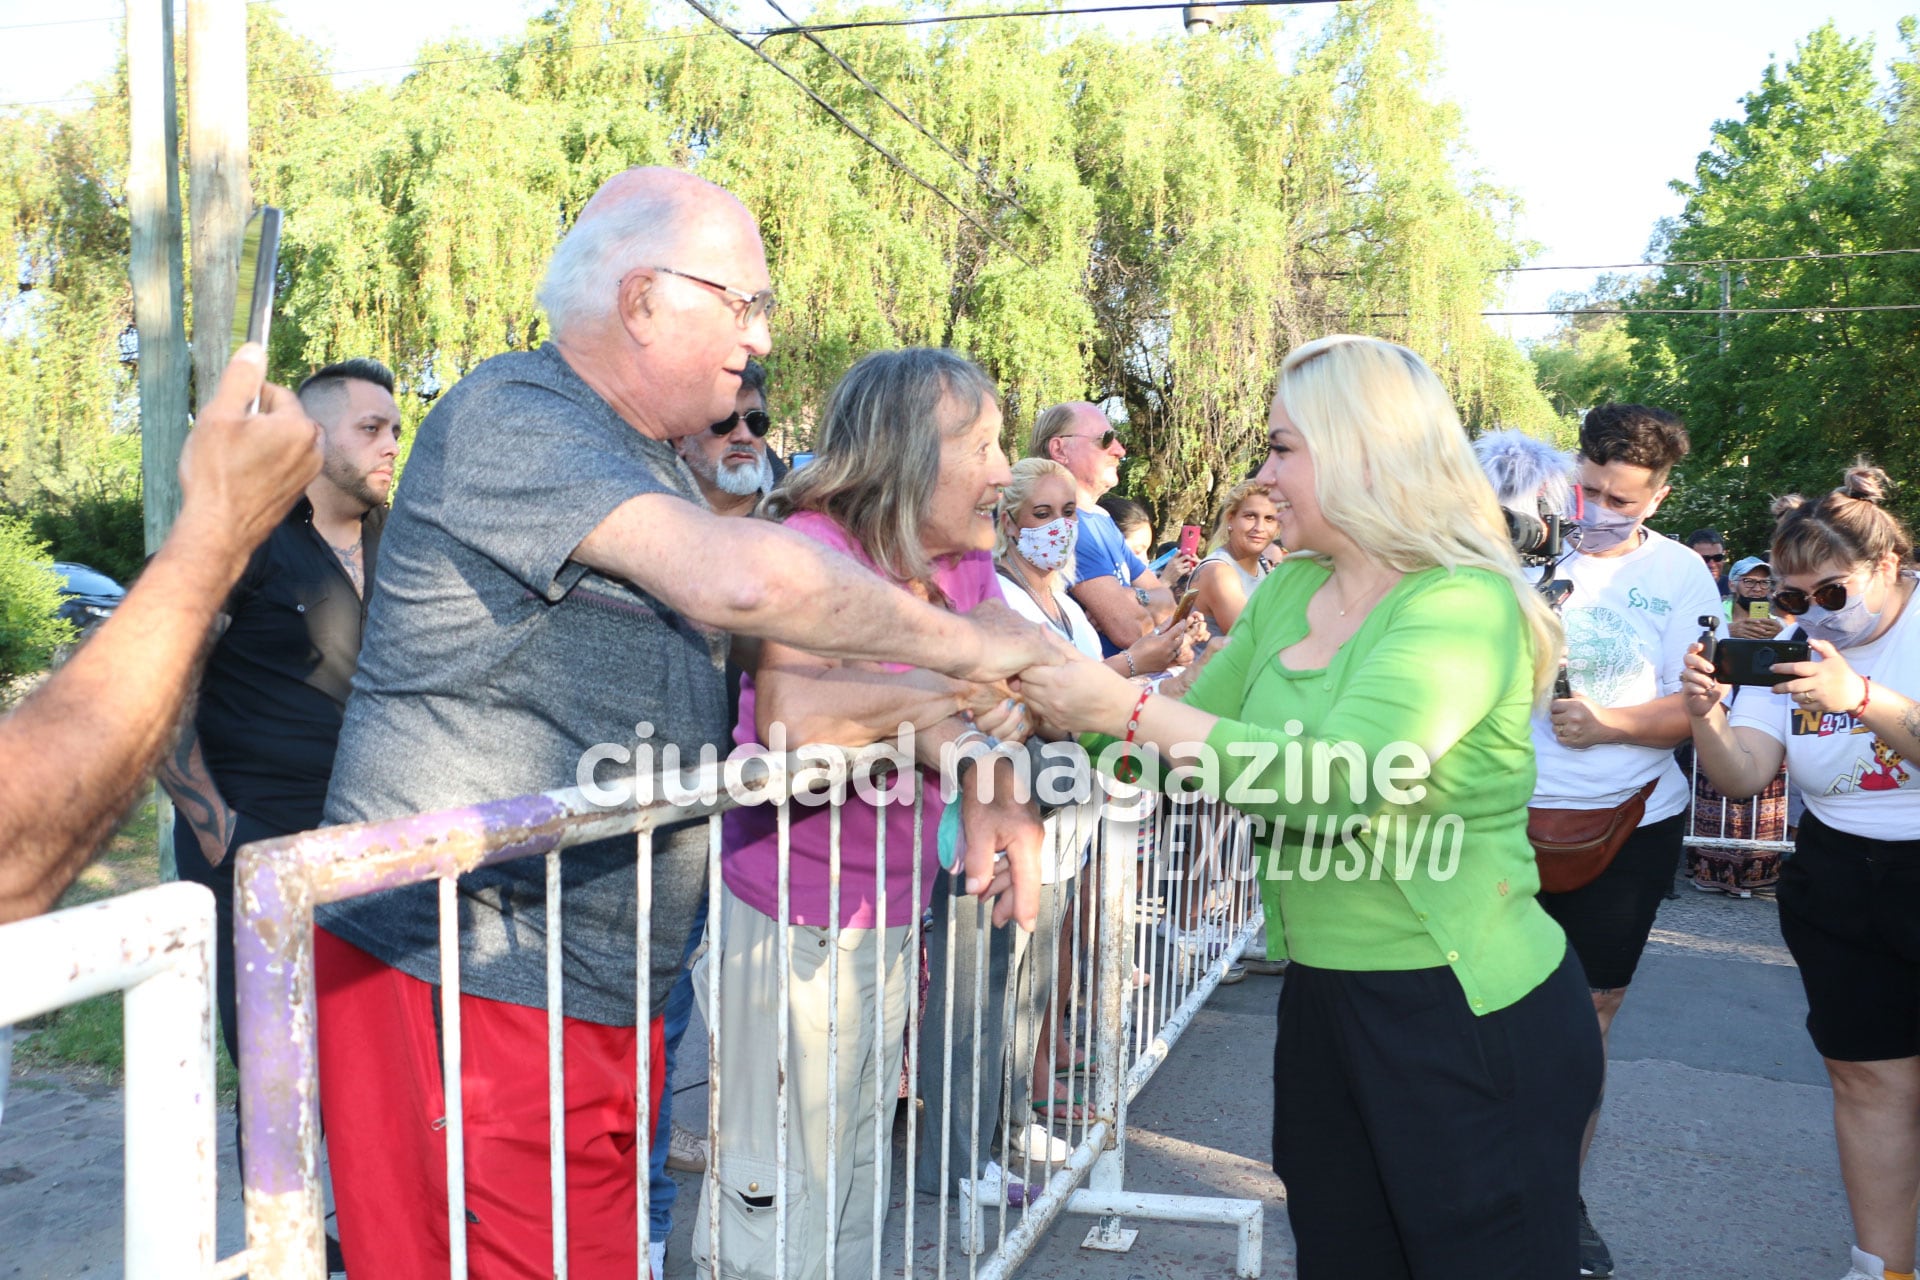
[5, 0, 1561, 541]
[0, 515, 77, 679]
[1620, 22, 1920, 554]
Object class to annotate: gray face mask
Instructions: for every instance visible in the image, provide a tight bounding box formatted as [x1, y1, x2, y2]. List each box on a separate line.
[1574, 504, 1644, 555]
[1799, 591, 1885, 650]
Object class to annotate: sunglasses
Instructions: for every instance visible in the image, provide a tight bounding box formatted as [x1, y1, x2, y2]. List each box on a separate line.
[710, 409, 772, 438]
[1771, 580, 1858, 615]
[1069, 428, 1121, 450]
[1700, 553, 1727, 564]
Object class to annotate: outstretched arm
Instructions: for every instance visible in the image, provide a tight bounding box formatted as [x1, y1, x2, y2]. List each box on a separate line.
[0, 348, 321, 922]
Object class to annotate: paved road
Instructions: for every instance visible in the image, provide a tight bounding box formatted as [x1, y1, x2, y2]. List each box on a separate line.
[0, 889, 1857, 1278]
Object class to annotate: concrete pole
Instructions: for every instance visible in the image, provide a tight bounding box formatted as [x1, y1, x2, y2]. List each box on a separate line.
[187, 0, 251, 413]
[129, 0, 190, 554]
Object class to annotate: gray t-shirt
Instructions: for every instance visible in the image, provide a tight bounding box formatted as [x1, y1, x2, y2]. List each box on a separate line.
[317, 345, 728, 1026]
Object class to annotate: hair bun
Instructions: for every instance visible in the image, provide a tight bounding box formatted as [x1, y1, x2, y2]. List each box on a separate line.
[1770, 492, 1810, 519]
[1841, 460, 1892, 506]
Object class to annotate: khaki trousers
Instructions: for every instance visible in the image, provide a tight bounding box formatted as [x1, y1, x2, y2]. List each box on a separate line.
[692, 883, 912, 1280]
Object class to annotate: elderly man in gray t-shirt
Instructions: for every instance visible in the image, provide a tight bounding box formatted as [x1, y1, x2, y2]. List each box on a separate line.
[311, 168, 1054, 1278]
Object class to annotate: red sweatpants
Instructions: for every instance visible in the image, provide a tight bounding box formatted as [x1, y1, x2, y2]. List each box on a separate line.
[316, 928, 667, 1279]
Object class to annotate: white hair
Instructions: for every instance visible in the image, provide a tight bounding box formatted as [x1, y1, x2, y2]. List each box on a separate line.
[536, 189, 691, 340]
[1473, 429, 1576, 517]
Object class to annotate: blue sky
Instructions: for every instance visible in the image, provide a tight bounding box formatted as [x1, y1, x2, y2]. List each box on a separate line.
[3, 0, 1913, 339]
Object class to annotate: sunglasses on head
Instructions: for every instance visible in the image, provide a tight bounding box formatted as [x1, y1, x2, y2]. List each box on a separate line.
[710, 409, 772, 438]
[1772, 580, 1854, 615]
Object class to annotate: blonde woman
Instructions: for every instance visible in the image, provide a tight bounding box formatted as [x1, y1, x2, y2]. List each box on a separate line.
[1191, 479, 1282, 639]
[1020, 335, 1600, 1279]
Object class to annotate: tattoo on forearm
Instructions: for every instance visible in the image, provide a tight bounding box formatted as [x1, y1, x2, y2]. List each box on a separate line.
[1902, 702, 1920, 747]
[159, 732, 230, 859]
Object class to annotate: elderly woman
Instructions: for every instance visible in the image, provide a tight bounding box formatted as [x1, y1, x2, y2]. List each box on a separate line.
[1190, 479, 1282, 639]
[1021, 335, 1601, 1279]
[1682, 465, 1920, 1280]
[692, 348, 1044, 1280]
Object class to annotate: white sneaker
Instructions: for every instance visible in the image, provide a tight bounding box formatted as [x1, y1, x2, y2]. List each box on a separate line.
[1008, 1120, 1071, 1164]
[1842, 1244, 1887, 1280]
[666, 1121, 707, 1173]
[648, 1239, 666, 1280]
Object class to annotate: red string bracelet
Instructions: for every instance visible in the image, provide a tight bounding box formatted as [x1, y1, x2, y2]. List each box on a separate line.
[1848, 675, 1873, 719]
[1118, 686, 1153, 783]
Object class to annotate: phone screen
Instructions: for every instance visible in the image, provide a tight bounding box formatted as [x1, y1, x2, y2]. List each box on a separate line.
[1750, 600, 1771, 621]
[1168, 588, 1200, 626]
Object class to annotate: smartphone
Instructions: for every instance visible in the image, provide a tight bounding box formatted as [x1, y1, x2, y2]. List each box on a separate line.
[1712, 638, 1809, 687]
[1166, 588, 1201, 627]
[1177, 525, 1203, 559]
[1749, 600, 1771, 621]
[231, 206, 283, 410]
[789, 451, 815, 471]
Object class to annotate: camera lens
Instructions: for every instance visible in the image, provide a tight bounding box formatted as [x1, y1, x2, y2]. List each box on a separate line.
[1756, 647, 1776, 667]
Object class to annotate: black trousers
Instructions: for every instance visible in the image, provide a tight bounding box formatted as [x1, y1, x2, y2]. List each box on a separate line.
[173, 807, 295, 1173]
[1272, 947, 1602, 1280]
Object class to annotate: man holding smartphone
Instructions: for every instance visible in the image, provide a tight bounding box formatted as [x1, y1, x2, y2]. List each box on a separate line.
[1726, 555, 1789, 639]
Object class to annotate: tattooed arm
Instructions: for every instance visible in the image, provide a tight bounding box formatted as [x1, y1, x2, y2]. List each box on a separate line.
[156, 713, 237, 866]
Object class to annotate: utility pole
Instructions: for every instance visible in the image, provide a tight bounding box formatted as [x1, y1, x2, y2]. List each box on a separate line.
[188, 0, 251, 414]
[129, 0, 191, 882]
[129, 0, 190, 554]
[1719, 266, 1731, 354]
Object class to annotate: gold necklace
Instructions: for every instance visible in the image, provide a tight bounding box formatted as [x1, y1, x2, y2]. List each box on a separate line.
[1332, 572, 1396, 617]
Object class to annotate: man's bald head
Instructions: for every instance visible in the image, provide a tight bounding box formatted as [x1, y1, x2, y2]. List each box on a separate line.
[538, 167, 754, 341]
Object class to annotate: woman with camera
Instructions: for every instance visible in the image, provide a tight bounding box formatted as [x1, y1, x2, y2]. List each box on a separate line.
[1020, 335, 1601, 1279]
[1680, 465, 1920, 1280]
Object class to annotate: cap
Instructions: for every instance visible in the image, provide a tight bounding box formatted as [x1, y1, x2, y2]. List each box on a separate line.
[1730, 555, 1770, 580]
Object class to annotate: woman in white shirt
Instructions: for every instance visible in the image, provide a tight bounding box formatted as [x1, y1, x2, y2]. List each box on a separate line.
[1190, 479, 1282, 639]
[994, 458, 1200, 673]
[1681, 464, 1920, 1280]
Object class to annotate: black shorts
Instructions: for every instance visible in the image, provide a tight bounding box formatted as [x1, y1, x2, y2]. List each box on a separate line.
[1778, 812, 1920, 1062]
[1537, 811, 1684, 990]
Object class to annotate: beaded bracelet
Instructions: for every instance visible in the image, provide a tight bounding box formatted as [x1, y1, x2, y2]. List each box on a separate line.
[1117, 686, 1153, 782]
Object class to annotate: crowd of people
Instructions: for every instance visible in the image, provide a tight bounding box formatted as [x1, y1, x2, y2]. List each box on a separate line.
[1, 163, 1917, 1280]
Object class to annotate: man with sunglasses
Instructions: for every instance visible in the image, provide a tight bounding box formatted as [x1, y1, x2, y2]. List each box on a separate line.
[1029, 401, 1195, 658]
[675, 358, 775, 518]
[1687, 528, 1732, 598]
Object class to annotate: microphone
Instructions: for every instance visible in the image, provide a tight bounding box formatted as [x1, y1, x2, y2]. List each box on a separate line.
[1472, 429, 1576, 514]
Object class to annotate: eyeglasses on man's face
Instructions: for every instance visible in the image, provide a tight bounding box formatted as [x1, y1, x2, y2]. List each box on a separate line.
[710, 409, 772, 438]
[650, 265, 777, 329]
[1699, 552, 1728, 565]
[1067, 428, 1122, 451]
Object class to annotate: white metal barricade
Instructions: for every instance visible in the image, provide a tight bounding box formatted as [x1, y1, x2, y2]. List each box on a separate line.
[0, 882, 228, 1278]
[231, 743, 1265, 1279]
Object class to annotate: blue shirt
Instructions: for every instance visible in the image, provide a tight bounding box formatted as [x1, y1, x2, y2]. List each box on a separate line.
[1070, 505, 1147, 655]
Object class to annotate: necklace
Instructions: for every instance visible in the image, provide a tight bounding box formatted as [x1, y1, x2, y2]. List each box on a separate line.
[999, 564, 1074, 639]
[1330, 571, 1397, 617]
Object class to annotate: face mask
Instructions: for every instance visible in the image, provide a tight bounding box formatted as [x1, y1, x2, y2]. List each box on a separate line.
[1799, 588, 1884, 650]
[1017, 516, 1077, 572]
[1574, 504, 1645, 555]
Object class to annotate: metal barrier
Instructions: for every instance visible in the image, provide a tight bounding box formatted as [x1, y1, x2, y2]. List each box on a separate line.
[0, 882, 228, 1278]
[231, 743, 1265, 1278]
[1680, 749, 1791, 897]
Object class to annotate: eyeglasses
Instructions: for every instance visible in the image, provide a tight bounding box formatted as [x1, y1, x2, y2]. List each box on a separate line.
[650, 265, 777, 329]
[1700, 553, 1727, 564]
[710, 409, 771, 438]
[1066, 428, 1122, 450]
[1772, 580, 1854, 615]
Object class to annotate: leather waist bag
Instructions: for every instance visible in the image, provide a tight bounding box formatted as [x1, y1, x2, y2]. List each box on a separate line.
[1529, 779, 1659, 894]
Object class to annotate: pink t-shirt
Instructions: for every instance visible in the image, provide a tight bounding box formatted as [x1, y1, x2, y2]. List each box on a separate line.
[721, 511, 1000, 928]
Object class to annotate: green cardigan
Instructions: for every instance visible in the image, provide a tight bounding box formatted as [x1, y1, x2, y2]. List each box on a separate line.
[1175, 558, 1566, 1015]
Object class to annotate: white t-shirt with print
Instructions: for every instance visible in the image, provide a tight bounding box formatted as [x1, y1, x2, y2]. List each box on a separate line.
[1728, 582, 1920, 840]
[1531, 529, 1726, 821]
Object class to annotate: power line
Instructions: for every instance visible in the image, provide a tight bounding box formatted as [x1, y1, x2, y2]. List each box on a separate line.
[756, 0, 1334, 38]
[1498, 247, 1920, 273]
[677, 0, 1038, 269]
[758, 0, 1033, 219]
[1371, 303, 1920, 318]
